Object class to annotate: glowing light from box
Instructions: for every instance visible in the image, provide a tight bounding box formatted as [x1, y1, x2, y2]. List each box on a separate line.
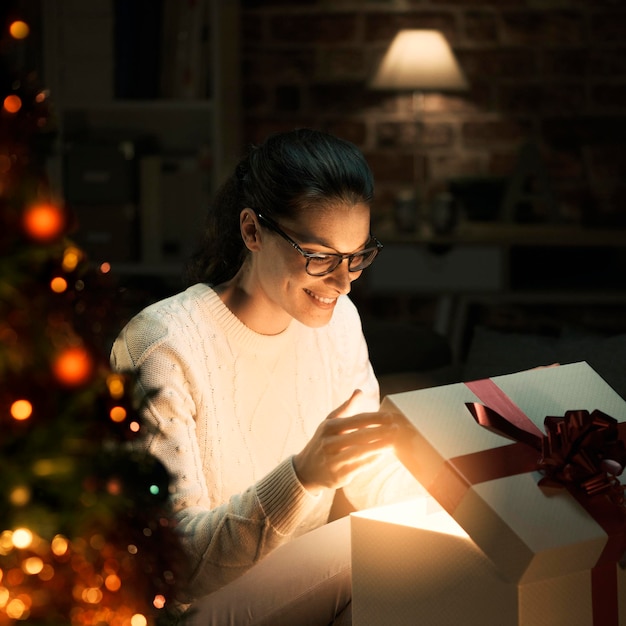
[366, 498, 469, 538]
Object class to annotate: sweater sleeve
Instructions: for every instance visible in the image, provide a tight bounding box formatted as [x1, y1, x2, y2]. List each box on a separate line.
[110, 313, 327, 602]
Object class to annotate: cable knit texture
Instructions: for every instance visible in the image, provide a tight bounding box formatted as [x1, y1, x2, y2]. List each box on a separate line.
[109, 283, 420, 602]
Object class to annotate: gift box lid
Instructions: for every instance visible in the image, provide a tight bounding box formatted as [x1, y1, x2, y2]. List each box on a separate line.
[385, 361, 626, 584]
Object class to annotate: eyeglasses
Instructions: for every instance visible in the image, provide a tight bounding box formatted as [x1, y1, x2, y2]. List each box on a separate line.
[255, 211, 383, 277]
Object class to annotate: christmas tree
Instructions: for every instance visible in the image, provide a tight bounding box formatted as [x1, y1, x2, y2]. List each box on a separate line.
[1, 5, 183, 625]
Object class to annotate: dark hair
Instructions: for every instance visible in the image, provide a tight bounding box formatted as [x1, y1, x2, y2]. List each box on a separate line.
[184, 128, 374, 286]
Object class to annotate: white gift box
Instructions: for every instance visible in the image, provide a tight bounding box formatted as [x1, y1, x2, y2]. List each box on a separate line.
[351, 362, 626, 625]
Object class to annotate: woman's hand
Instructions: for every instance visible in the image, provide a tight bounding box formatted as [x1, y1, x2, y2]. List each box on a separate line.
[293, 389, 405, 495]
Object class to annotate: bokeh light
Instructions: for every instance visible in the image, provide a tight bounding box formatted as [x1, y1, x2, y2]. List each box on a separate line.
[9, 486, 31, 506]
[39, 564, 55, 581]
[153, 594, 166, 609]
[0, 531, 13, 554]
[10, 399, 32, 421]
[130, 614, 147, 626]
[11, 528, 33, 550]
[52, 346, 94, 386]
[62, 246, 82, 271]
[22, 202, 65, 242]
[106, 374, 125, 399]
[9, 20, 29, 39]
[3, 94, 21, 114]
[109, 406, 127, 423]
[22, 556, 44, 575]
[82, 587, 103, 604]
[50, 276, 68, 293]
[5, 597, 28, 620]
[51, 535, 69, 557]
[105, 574, 121, 592]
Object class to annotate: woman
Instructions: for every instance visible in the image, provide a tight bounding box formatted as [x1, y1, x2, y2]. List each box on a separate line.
[110, 128, 419, 625]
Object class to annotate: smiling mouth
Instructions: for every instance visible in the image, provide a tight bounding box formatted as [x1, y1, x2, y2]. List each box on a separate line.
[304, 289, 336, 305]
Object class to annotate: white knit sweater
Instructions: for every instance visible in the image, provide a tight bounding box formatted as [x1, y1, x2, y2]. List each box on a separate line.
[110, 283, 418, 601]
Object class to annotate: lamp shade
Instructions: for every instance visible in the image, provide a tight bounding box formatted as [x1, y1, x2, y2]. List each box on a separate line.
[370, 30, 468, 91]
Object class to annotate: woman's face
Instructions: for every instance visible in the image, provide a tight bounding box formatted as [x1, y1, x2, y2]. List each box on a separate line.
[254, 201, 372, 329]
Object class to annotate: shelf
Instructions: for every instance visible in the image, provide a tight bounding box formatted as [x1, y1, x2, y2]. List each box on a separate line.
[41, 0, 241, 283]
[62, 99, 213, 113]
[376, 221, 626, 248]
[61, 102, 214, 157]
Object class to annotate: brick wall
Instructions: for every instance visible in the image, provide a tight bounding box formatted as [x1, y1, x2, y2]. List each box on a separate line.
[240, 0, 626, 228]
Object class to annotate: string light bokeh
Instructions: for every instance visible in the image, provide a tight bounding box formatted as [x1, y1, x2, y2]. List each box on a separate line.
[1, 6, 184, 625]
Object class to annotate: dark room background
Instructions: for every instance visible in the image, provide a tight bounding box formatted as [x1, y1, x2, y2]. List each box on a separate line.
[25, 0, 626, 369]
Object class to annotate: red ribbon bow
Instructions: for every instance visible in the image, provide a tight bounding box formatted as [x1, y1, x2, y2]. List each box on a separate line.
[465, 403, 626, 507]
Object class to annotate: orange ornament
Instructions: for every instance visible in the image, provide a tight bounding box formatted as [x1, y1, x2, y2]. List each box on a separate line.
[52, 346, 94, 386]
[22, 202, 65, 242]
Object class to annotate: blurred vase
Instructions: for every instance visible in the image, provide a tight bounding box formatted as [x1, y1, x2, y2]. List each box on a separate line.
[394, 190, 419, 233]
[430, 191, 458, 235]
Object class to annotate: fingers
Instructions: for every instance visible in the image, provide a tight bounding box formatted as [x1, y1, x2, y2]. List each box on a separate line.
[316, 412, 401, 472]
[325, 409, 401, 435]
[295, 391, 410, 493]
[325, 425, 394, 454]
[330, 389, 363, 419]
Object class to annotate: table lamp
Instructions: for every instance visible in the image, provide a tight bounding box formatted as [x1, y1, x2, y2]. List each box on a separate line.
[370, 30, 468, 232]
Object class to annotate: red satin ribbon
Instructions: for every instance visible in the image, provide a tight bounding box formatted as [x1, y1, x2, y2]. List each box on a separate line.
[426, 378, 626, 625]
